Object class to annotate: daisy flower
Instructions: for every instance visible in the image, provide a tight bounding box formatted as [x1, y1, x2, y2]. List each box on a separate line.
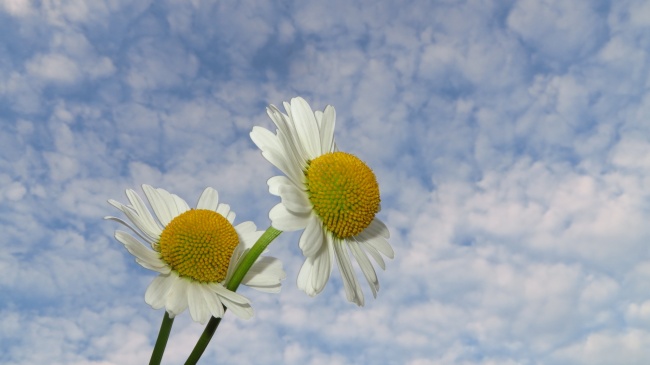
[250, 97, 394, 306]
[105, 185, 286, 324]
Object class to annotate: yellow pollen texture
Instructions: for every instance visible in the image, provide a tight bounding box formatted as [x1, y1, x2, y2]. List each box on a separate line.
[306, 151, 380, 238]
[158, 209, 239, 283]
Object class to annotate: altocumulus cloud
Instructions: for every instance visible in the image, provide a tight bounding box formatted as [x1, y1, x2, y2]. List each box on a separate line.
[1, 0, 650, 364]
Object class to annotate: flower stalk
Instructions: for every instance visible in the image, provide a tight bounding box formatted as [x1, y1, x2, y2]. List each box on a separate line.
[149, 312, 174, 365]
[184, 226, 282, 365]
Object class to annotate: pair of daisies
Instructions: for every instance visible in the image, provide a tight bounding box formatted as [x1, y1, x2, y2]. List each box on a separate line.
[107, 97, 395, 324]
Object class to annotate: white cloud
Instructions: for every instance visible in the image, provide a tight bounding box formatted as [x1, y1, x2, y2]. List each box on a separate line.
[43, 151, 79, 181]
[507, 0, 607, 65]
[25, 53, 81, 83]
[628, 1, 650, 27]
[20, 31, 115, 87]
[42, 0, 90, 25]
[125, 40, 199, 93]
[553, 329, 650, 365]
[610, 136, 650, 171]
[0, 0, 33, 17]
[4, 181, 27, 201]
[4, 0, 650, 364]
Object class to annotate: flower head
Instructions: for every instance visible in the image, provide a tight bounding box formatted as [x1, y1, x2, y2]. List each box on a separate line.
[250, 97, 394, 306]
[105, 185, 286, 324]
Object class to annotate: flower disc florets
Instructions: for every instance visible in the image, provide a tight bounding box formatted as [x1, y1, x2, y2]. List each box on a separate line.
[159, 209, 239, 283]
[305, 151, 380, 238]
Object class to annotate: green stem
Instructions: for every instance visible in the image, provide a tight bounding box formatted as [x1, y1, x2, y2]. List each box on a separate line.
[184, 316, 222, 365]
[149, 311, 174, 365]
[227, 226, 282, 292]
[184, 226, 282, 365]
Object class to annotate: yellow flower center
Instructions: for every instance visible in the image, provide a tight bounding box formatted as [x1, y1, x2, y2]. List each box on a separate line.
[158, 209, 239, 283]
[305, 151, 380, 238]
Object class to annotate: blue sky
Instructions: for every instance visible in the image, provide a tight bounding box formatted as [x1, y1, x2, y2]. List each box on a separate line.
[1, 0, 650, 364]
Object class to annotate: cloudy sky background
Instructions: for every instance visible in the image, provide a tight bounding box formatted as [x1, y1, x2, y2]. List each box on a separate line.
[2, 0, 650, 364]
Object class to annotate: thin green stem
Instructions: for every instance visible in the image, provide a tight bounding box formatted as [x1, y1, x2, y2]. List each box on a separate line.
[184, 316, 222, 365]
[184, 226, 282, 365]
[227, 226, 282, 292]
[149, 311, 174, 365]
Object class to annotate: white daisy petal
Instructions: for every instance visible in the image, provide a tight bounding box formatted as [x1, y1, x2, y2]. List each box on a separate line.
[145, 274, 175, 310]
[269, 203, 310, 231]
[309, 235, 333, 295]
[291, 97, 322, 159]
[153, 188, 176, 213]
[166, 277, 189, 317]
[126, 189, 163, 236]
[142, 185, 174, 226]
[272, 105, 304, 159]
[212, 284, 253, 319]
[196, 187, 219, 210]
[251, 125, 281, 152]
[282, 101, 291, 116]
[106, 202, 159, 243]
[267, 105, 287, 131]
[314, 110, 323, 131]
[187, 284, 210, 324]
[114, 231, 169, 273]
[125, 209, 160, 244]
[297, 257, 315, 295]
[268, 175, 296, 196]
[349, 241, 379, 298]
[226, 211, 236, 223]
[273, 126, 309, 183]
[359, 239, 386, 270]
[104, 216, 157, 247]
[263, 141, 306, 187]
[156, 188, 186, 218]
[216, 203, 231, 219]
[320, 105, 336, 154]
[210, 283, 250, 304]
[280, 184, 312, 214]
[361, 230, 395, 259]
[334, 242, 364, 306]
[107, 198, 122, 210]
[219, 298, 253, 319]
[203, 287, 225, 318]
[261, 150, 294, 183]
[235, 221, 257, 235]
[239, 231, 264, 249]
[260, 108, 292, 147]
[299, 215, 324, 257]
[172, 193, 190, 214]
[243, 256, 286, 293]
[276, 130, 309, 178]
[366, 218, 391, 239]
